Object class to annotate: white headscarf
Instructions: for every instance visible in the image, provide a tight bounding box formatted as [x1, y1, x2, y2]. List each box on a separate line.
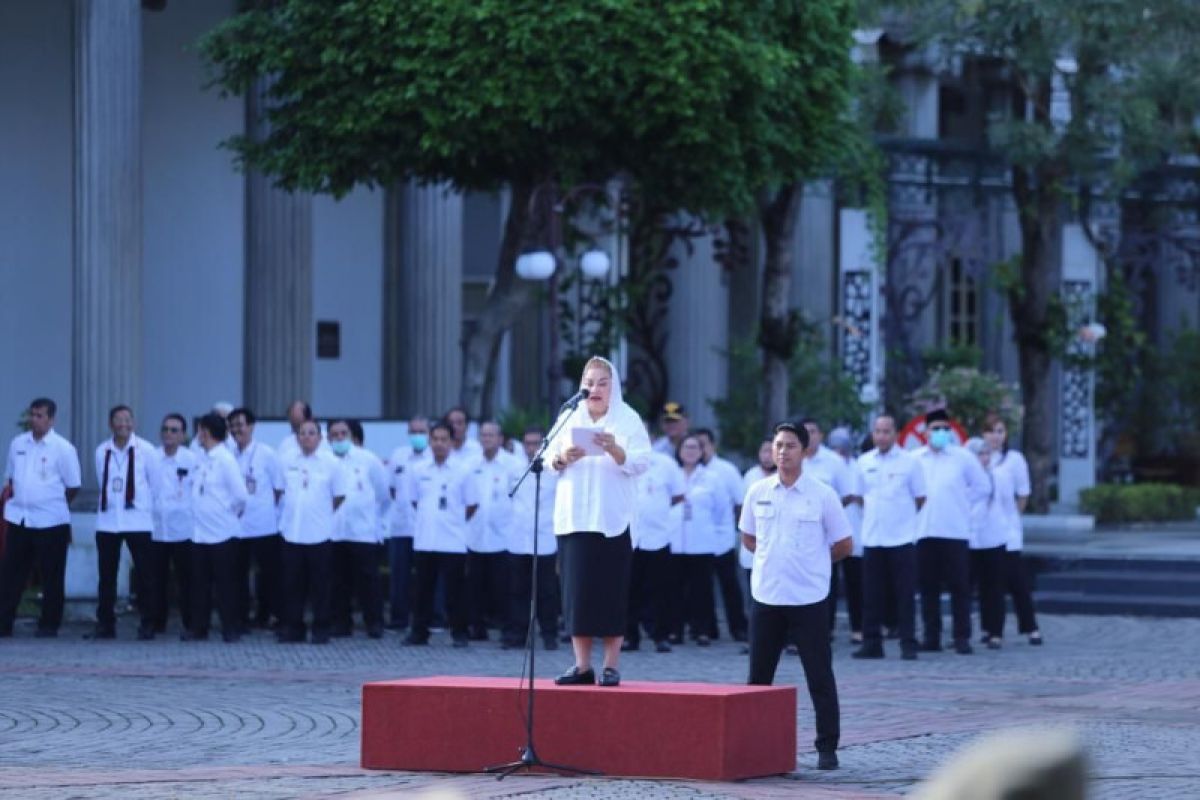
[555, 355, 630, 430]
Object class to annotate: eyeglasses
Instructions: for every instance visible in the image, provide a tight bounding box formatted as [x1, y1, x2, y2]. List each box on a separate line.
[161, 426, 182, 433]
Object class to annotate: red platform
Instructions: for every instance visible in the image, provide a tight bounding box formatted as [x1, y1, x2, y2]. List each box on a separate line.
[361, 675, 796, 780]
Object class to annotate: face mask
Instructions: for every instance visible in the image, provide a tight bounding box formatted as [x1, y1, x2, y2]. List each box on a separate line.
[929, 429, 952, 451]
[409, 433, 428, 452]
[330, 439, 352, 456]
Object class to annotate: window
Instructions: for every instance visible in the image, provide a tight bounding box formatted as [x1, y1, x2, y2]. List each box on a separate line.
[944, 258, 978, 346]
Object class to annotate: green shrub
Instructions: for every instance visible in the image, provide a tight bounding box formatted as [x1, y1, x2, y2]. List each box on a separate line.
[1080, 483, 1200, 524]
[907, 366, 1023, 437]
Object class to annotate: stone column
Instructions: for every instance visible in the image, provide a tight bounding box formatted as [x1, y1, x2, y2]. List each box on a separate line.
[1057, 223, 1103, 509]
[838, 207, 885, 425]
[243, 83, 313, 417]
[72, 0, 143, 485]
[382, 182, 463, 418]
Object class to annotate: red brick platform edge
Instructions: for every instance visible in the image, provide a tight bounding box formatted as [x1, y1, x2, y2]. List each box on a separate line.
[361, 675, 797, 780]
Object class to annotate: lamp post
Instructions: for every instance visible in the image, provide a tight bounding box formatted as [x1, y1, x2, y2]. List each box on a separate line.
[515, 182, 616, 407]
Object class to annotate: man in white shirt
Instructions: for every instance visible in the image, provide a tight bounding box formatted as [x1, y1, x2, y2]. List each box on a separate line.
[149, 413, 197, 634]
[915, 409, 990, 655]
[651, 401, 689, 456]
[504, 426, 562, 651]
[228, 407, 285, 633]
[384, 415, 432, 630]
[444, 406, 483, 466]
[92, 405, 161, 640]
[183, 413, 249, 643]
[695, 428, 748, 643]
[624, 424, 685, 653]
[0, 398, 81, 638]
[741, 422, 852, 772]
[277, 400, 331, 460]
[404, 421, 480, 647]
[465, 420, 516, 641]
[329, 420, 390, 639]
[277, 419, 348, 644]
[852, 415, 926, 660]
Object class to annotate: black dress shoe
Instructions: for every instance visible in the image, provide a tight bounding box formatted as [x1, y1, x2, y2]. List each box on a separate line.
[732, 631, 748, 643]
[222, 632, 242, 643]
[695, 635, 711, 647]
[554, 665, 596, 685]
[598, 667, 621, 687]
[331, 625, 352, 638]
[1029, 631, 1044, 646]
[34, 628, 57, 639]
[655, 640, 672, 653]
[385, 620, 408, 631]
[451, 637, 469, 648]
[851, 643, 884, 659]
[900, 644, 918, 661]
[817, 751, 839, 770]
[468, 628, 489, 641]
[667, 634, 683, 645]
[401, 635, 429, 646]
[136, 627, 155, 641]
[919, 640, 942, 652]
[87, 625, 116, 640]
[366, 625, 384, 639]
[620, 640, 640, 652]
[180, 630, 208, 642]
[954, 640, 973, 655]
[310, 633, 330, 644]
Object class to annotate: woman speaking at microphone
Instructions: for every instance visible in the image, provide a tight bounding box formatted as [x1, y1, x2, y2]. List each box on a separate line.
[550, 356, 651, 687]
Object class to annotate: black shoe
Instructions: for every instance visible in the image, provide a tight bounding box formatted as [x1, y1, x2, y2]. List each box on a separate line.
[0, 629, 12, 638]
[884, 627, 899, 639]
[451, 637, 469, 648]
[655, 640, 672, 653]
[468, 628, 489, 641]
[620, 640, 640, 652]
[543, 637, 559, 651]
[598, 667, 621, 687]
[785, 644, 799, 655]
[310, 633, 330, 644]
[366, 625, 384, 639]
[331, 625, 352, 638]
[385, 620, 408, 631]
[136, 627, 155, 641]
[1029, 631, 1043, 646]
[87, 625, 116, 640]
[180, 629, 208, 642]
[667, 634, 683, 645]
[34, 628, 57, 639]
[732, 631, 748, 643]
[559, 633, 571, 643]
[402, 635, 429, 646]
[817, 751, 839, 770]
[739, 645, 750, 655]
[986, 636, 1002, 650]
[554, 665, 596, 685]
[695, 635, 711, 647]
[851, 643, 884, 659]
[954, 639, 973, 655]
[222, 632, 242, 643]
[900, 644, 918, 661]
[919, 640, 942, 652]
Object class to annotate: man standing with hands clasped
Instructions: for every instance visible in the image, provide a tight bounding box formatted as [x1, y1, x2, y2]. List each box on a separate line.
[741, 421, 852, 772]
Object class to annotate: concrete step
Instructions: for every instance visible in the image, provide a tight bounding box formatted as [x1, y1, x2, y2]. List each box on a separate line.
[1035, 570, 1200, 596]
[1033, 590, 1200, 618]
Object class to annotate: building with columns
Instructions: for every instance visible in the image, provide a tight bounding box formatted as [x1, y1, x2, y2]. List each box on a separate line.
[3, 2, 1197, 505]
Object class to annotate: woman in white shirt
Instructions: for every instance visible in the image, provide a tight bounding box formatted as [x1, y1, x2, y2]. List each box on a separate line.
[550, 357, 651, 687]
[669, 435, 724, 647]
[983, 414, 1042, 645]
[965, 437, 1008, 649]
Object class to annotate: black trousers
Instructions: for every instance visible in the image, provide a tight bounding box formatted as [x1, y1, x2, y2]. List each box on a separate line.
[387, 537, 414, 626]
[331, 541, 385, 632]
[711, 549, 748, 639]
[861, 544, 916, 646]
[504, 553, 559, 644]
[0, 523, 71, 634]
[149, 539, 192, 631]
[626, 546, 672, 645]
[748, 598, 839, 754]
[466, 550, 508, 634]
[280, 540, 333, 640]
[670, 553, 714, 639]
[1003, 550, 1040, 635]
[96, 530, 156, 631]
[828, 555, 864, 633]
[970, 546, 1007, 639]
[189, 540, 238, 635]
[917, 537, 971, 644]
[235, 533, 282, 627]
[411, 551, 467, 642]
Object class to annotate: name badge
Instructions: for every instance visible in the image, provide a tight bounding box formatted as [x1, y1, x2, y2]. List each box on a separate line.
[246, 477, 257, 494]
[111, 477, 124, 493]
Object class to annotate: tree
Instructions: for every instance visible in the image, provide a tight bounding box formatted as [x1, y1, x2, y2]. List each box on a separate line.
[902, 0, 1200, 509]
[199, 0, 857, 418]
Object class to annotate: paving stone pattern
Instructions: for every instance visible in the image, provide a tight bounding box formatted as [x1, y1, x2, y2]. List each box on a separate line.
[0, 613, 1197, 798]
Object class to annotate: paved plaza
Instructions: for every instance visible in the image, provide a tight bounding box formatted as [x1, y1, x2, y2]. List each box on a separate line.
[1, 612, 1198, 799]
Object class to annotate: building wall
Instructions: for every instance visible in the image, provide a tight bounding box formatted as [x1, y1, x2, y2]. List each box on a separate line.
[312, 189, 384, 417]
[0, 0, 74, 435]
[141, 0, 245, 428]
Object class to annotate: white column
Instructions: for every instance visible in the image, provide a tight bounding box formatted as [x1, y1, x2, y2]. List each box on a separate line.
[243, 82, 313, 416]
[666, 221, 728, 430]
[72, 0, 143, 484]
[382, 182, 463, 417]
[1057, 223, 1102, 509]
[838, 208, 885, 422]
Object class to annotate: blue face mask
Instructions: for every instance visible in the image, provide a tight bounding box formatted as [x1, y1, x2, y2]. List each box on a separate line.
[330, 439, 352, 456]
[409, 433, 428, 452]
[929, 429, 952, 451]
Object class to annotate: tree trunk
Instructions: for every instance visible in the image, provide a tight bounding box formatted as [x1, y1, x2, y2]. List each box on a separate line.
[460, 180, 534, 418]
[1010, 161, 1062, 513]
[757, 184, 803, 430]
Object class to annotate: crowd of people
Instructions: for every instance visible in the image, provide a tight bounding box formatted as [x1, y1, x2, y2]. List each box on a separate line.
[0, 394, 1040, 659]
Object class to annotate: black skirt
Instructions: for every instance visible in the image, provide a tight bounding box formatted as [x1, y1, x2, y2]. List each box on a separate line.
[558, 529, 633, 637]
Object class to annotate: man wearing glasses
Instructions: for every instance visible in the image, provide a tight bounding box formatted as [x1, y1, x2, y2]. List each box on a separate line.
[914, 409, 990, 655]
[149, 414, 198, 634]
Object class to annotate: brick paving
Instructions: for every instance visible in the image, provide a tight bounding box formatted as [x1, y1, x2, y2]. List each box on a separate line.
[0, 612, 1198, 798]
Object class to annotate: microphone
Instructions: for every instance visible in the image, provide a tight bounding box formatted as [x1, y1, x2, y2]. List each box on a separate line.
[560, 387, 590, 411]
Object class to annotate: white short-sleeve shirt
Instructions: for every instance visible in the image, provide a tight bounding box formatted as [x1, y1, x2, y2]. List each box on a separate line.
[406, 458, 480, 554]
[191, 445, 249, 545]
[993, 450, 1031, 551]
[508, 456, 560, 556]
[707, 456, 744, 555]
[385, 446, 432, 538]
[279, 449, 348, 545]
[739, 465, 774, 568]
[739, 472, 851, 606]
[466, 451, 519, 553]
[857, 447, 926, 548]
[153, 446, 198, 543]
[333, 446, 390, 544]
[233, 440, 284, 538]
[94, 435, 160, 533]
[631, 453, 685, 552]
[673, 465, 724, 556]
[4, 429, 81, 528]
[915, 446, 991, 542]
[969, 459, 1012, 550]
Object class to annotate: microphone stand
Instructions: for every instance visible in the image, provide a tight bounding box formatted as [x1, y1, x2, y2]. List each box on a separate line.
[487, 394, 598, 779]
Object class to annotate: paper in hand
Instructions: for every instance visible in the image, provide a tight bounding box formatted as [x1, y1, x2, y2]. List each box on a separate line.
[570, 427, 606, 456]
